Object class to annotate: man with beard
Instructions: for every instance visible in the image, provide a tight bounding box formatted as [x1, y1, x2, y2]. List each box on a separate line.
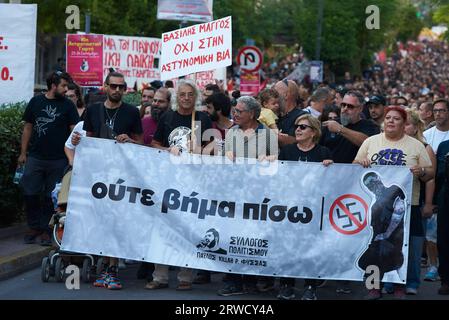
[18, 71, 79, 246]
[72, 72, 143, 290]
[320, 90, 380, 294]
[151, 79, 212, 155]
[203, 92, 233, 155]
[196, 228, 227, 254]
[146, 80, 212, 291]
[273, 79, 307, 147]
[366, 95, 387, 129]
[141, 88, 171, 146]
[321, 90, 380, 164]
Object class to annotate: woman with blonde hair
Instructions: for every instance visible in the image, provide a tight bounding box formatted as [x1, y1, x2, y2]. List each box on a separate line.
[276, 113, 333, 301]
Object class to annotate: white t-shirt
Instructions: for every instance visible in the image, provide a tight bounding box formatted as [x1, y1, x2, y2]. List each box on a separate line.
[304, 106, 321, 119]
[65, 121, 86, 150]
[424, 126, 449, 153]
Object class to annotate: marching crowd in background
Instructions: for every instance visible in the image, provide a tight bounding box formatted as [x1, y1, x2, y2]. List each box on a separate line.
[16, 39, 449, 300]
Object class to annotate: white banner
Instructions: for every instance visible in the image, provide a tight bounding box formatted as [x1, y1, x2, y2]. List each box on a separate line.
[0, 4, 37, 105]
[157, 0, 213, 23]
[160, 16, 232, 81]
[103, 34, 161, 90]
[63, 137, 413, 283]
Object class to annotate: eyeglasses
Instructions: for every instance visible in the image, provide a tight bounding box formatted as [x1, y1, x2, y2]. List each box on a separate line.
[433, 109, 448, 114]
[108, 83, 126, 90]
[295, 124, 312, 131]
[179, 92, 195, 98]
[341, 103, 358, 110]
[232, 108, 248, 115]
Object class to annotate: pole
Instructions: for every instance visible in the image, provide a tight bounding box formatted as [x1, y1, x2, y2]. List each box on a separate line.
[315, 0, 324, 61]
[85, 11, 91, 34]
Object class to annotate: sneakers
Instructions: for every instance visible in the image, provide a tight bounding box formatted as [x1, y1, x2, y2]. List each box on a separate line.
[193, 273, 211, 284]
[438, 283, 449, 295]
[93, 267, 122, 289]
[277, 284, 296, 300]
[217, 284, 247, 296]
[23, 229, 42, 244]
[176, 281, 192, 291]
[424, 266, 439, 281]
[393, 286, 406, 300]
[105, 271, 122, 290]
[301, 286, 317, 300]
[364, 289, 382, 300]
[93, 270, 109, 287]
[145, 281, 169, 290]
[406, 287, 418, 295]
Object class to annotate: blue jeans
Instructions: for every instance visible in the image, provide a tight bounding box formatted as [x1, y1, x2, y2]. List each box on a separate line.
[384, 235, 424, 291]
[407, 236, 425, 289]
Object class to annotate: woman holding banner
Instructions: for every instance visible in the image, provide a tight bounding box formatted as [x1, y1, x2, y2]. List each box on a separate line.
[354, 106, 434, 299]
[276, 113, 333, 301]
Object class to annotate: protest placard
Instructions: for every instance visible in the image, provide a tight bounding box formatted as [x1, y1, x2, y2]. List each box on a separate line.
[0, 4, 37, 104]
[103, 35, 161, 90]
[160, 16, 232, 80]
[157, 0, 213, 22]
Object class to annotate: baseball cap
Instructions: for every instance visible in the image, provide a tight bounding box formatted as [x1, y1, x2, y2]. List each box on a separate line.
[366, 95, 386, 106]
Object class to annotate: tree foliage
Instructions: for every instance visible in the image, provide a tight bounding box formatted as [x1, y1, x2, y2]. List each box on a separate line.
[24, 0, 426, 77]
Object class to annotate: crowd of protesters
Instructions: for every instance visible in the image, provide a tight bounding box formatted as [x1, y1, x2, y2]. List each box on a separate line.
[17, 39, 449, 299]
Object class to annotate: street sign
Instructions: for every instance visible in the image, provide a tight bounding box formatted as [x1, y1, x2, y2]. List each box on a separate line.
[237, 46, 263, 73]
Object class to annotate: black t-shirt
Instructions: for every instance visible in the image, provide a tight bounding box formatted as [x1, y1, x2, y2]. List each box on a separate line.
[83, 102, 143, 139]
[278, 108, 308, 136]
[23, 94, 79, 160]
[279, 144, 332, 162]
[321, 119, 380, 164]
[153, 110, 212, 150]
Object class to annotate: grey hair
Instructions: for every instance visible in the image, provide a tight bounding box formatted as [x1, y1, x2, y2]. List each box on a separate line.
[345, 90, 365, 106]
[311, 87, 331, 102]
[171, 79, 203, 111]
[237, 96, 262, 119]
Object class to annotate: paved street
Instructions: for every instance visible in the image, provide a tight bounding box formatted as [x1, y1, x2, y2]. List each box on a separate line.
[0, 263, 447, 300]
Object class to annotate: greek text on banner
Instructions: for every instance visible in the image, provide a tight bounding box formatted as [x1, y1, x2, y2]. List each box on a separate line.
[159, 16, 232, 80]
[62, 137, 413, 284]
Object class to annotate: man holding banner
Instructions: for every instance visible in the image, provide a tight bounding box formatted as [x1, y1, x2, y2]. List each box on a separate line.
[146, 80, 212, 291]
[72, 71, 143, 290]
[150, 79, 212, 155]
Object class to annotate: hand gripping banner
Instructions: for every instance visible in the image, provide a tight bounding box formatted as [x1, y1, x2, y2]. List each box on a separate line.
[62, 137, 413, 284]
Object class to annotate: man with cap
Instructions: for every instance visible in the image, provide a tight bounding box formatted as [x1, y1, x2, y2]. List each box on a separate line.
[367, 95, 387, 129]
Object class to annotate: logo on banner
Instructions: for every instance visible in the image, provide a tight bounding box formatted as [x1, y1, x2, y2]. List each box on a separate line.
[196, 228, 227, 255]
[80, 59, 89, 72]
[329, 194, 368, 235]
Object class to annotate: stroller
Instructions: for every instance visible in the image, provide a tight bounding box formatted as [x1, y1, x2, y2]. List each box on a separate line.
[41, 168, 101, 283]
